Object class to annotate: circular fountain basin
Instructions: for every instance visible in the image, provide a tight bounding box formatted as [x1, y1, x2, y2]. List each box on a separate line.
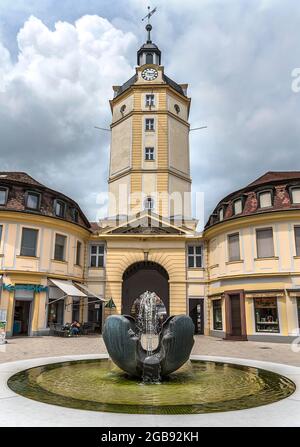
[7, 358, 295, 415]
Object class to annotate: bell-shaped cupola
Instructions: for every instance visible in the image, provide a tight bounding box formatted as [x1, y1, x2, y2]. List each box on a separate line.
[137, 23, 161, 66]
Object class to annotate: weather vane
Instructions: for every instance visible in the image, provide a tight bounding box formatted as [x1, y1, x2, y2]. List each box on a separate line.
[142, 6, 157, 23]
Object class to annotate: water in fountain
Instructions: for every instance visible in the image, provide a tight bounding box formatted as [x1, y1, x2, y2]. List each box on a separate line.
[136, 291, 163, 383]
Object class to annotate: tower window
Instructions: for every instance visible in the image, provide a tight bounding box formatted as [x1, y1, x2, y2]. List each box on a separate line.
[120, 104, 126, 115]
[174, 104, 180, 114]
[144, 196, 154, 211]
[145, 147, 155, 160]
[145, 118, 155, 131]
[145, 94, 155, 107]
[146, 53, 153, 64]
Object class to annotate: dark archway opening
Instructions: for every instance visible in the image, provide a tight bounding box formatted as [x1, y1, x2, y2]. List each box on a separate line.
[122, 261, 169, 316]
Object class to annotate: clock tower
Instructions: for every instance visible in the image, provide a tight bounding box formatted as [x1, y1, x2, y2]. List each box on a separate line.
[107, 21, 192, 225]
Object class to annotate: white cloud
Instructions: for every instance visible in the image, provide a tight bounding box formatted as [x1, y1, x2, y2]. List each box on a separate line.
[0, 14, 137, 219]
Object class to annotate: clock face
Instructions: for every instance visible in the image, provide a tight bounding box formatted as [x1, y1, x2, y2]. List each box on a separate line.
[141, 68, 158, 81]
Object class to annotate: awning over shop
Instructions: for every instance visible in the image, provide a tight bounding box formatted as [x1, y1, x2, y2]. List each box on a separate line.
[49, 279, 86, 297]
[74, 283, 106, 302]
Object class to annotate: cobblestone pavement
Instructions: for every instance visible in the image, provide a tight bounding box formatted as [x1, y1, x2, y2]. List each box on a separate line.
[1, 335, 300, 366]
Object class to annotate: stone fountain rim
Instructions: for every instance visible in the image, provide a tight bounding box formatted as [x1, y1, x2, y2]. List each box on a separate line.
[1, 354, 300, 427]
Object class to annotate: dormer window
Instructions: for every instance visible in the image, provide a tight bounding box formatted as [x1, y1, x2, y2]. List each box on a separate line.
[291, 187, 300, 204]
[71, 207, 79, 223]
[54, 199, 66, 218]
[145, 94, 155, 107]
[258, 190, 273, 209]
[146, 53, 154, 64]
[26, 191, 41, 210]
[233, 198, 243, 215]
[219, 207, 224, 221]
[0, 187, 8, 206]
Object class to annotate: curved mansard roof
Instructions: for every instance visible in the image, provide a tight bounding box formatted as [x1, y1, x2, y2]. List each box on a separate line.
[0, 172, 90, 229]
[205, 171, 300, 229]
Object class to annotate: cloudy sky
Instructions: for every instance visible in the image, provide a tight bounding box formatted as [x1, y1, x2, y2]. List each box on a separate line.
[0, 0, 300, 228]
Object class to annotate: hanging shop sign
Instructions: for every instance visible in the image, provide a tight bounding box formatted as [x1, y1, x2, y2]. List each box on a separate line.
[2, 284, 48, 293]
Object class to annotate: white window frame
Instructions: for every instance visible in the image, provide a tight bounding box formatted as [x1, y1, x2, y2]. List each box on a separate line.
[145, 118, 155, 131]
[19, 227, 39, 258]
[291, 187, 300, 204]
[258, 190, 273, 209]
[145, 94, 155, 107]
[144, 196, 155, 211]
[233, 198, 243, 215]
[145, 147, 155, 161]
[89, 244, 105, 268]
[227, 232, 241, 262]
[54, 233, 67, 262]
[187, 244, 203, 268]
[256, 227, 275, 259]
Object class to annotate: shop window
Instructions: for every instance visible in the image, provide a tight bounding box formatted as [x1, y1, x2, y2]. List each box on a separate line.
[187, 245, 202, 268]
[26, 192, 41, 210]
[213, 300, 223, 330]
[228, 233, 241, 262]
[90, 244, 105, 268]
[0, 225, 2, 243]
[54, 234, 67, 261]
[76, 241, 82, 266]
[297, 299, 300, 329]
[20, 228, 38, 257]
[258, 191, 272, 208]
[295, 227, 300, 256]
[256, 228, 274, 258]
[47, 300, 64, 326]
[254, 297, 280, 333]
[0, 187, 8, 206]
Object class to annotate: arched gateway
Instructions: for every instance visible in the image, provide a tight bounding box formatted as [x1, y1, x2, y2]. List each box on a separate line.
[122, 261, 169, 316]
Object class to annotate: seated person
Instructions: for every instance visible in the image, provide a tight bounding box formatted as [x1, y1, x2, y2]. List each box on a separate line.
[70, 320, 81, 336]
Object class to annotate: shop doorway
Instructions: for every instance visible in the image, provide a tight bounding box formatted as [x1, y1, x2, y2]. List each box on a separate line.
[225, 291, 247, 340]
[13, 300, 32, 336]
[88, 298, 103, 333]
[189, 298, 204, 334]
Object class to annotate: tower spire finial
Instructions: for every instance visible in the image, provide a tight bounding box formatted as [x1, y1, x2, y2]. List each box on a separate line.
[142, 6, 157, 43]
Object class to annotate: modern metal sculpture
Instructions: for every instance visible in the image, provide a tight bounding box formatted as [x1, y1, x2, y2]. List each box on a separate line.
[103, 291, 195, 382]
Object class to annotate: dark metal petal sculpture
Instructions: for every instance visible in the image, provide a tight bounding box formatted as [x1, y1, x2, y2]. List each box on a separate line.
[103, 311, 194, 380]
